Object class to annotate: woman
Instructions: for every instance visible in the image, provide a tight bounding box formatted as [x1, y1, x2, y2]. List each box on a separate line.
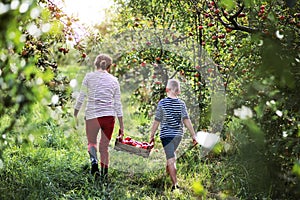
[149, 79, 197, 191]
[74, 53, 124, 179]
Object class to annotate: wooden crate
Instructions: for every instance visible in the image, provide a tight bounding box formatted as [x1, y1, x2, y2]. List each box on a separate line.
[114, 139, 151, 158]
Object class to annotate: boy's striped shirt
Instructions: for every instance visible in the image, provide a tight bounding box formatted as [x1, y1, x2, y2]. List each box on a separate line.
[155, 97, 189, 138]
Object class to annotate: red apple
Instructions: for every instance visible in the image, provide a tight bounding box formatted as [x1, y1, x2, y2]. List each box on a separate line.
[226, 28, 232, 33]
[125, 136, 131, 140]
[218, 34, 225, 39]
[198, 25, 203, 30]
[55, 13, 61, 19]
[21, 50, 28, 56]
[279, 15, 285, 20]
[141, 61, 146, 67]
[207, 68, 213, 73]
[195, 65, 201, 70]
[58, 47, 65, 52]
[238, 13, 246, 18]
[204, 13, 210, 18]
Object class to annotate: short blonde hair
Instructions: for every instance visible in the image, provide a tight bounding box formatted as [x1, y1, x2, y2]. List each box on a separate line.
[166, 79, 180, 93]
[94, 54, 112, 70]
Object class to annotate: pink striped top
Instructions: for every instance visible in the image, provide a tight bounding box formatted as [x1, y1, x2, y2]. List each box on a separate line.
[74, 71, 123, 120]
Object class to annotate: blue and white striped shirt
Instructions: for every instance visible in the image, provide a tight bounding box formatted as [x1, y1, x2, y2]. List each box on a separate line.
[155, 97, 189, 138]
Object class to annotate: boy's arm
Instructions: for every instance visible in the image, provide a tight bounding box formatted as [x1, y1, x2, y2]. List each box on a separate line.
[149, 120, 160, 144]
[183, 118, 197, 145]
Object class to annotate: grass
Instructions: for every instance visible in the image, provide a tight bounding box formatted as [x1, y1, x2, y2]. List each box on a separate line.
[0, 118, 242, 199]
[0, 112, 214, 199]
[0, 65, 249, 200]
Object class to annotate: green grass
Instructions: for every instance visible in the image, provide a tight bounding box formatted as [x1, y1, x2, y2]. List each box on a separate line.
[0, 117, 243, 200]
[0, 65, 248, 200]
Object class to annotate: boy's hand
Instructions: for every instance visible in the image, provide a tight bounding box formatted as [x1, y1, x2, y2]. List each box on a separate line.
[192, 135, 198, 146]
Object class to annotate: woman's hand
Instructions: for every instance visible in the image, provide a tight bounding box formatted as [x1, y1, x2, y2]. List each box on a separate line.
[73, 109, 79, 128]
[118, 129, 124, 139]
[149, 137, 155, 146]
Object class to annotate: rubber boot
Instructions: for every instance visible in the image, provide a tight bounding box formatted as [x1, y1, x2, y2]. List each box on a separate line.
[89, 146, 100, 177]
[101, 167, 108, 182]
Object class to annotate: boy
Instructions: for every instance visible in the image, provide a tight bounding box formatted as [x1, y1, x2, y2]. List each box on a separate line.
[149, 79, 197, 191]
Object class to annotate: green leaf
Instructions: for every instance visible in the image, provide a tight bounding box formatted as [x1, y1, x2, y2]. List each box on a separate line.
[220, 0, 236, 10]
[49, 20, 64, 35]
[213, 142, 223, 154]
[292, 161, 300, 177]
[42, 69, 54, 82]
[244, 119, 264, 145]
[192, 182, 207, 196]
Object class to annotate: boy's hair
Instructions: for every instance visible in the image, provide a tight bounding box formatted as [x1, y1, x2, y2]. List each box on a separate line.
[166, 79, 180, 93]
[94, 54, 112, 70]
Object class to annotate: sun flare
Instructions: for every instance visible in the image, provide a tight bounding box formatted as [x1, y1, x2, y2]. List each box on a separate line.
[55, 0, 114, 26]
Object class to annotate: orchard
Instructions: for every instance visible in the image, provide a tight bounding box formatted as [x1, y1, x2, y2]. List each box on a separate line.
[0, 0, 299, 199]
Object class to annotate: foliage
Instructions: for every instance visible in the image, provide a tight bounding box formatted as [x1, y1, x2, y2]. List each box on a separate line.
[0, 0, 91, 158]
[111, 0, 300, 198]
[0, 0, 299, 199]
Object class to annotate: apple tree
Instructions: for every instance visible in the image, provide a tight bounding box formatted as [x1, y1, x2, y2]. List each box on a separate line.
[0, 0, 91, 160]
[110, 0, 299, 198]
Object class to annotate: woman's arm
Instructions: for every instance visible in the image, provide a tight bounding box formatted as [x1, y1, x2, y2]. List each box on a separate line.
[113, 80, 123, 117]
[113, 79, 124, 136]
[74, 75, 88, 116]
[117, 116, 124, 137]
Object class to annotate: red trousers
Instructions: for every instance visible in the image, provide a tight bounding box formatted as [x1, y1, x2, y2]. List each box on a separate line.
[86, 116, 115, 168]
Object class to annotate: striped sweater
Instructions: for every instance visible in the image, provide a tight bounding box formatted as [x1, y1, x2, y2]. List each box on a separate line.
[154, 97, 189, 138]
[74, 71, 123, 120]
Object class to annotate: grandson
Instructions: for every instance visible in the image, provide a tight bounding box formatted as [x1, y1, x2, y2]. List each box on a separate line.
[149, 79, 197, 191]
